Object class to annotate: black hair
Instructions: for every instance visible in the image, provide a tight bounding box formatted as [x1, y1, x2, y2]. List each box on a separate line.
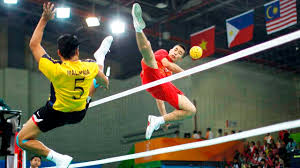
[31, 155, 41, 161]
[57, 34, 80, 60]
[175, 44, 186, 51]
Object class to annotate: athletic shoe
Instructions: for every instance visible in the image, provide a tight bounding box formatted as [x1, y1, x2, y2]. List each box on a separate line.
[56, 155, 73, 168]
[132, 3, 146, 32]
[146, 115, 161, 140]
[94, 36, 113, 58]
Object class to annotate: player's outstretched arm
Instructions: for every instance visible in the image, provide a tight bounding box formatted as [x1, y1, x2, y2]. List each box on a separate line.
[29, 2, 55, 63]
[161, 58, 184, 73]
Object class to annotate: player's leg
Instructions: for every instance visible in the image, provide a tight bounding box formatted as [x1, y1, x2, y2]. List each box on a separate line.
[90, 35, 113, 97]
[94, 36, 113, 69]
[146, 94, 196, 139]
[17, 117, 72, 167]
[164, 94, 197, 122]
[17, 119, 48, 156]
[132, 3, 157, 69]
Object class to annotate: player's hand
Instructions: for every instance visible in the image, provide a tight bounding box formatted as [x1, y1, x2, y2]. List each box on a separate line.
[99, 77, 109, 90]
[42, 2, 56, 22]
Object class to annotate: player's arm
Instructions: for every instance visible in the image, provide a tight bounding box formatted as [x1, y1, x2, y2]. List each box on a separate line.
[156, 99, 167, 116]
[95, 65, 109, 89]
[161, 58, 184, 73]
[29, 2, 55, 63]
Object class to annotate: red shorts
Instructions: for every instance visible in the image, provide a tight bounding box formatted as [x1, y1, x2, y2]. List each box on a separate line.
[140, 61, 183, 109]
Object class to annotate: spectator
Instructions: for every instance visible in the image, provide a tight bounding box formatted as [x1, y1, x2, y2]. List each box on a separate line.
[279, 130, 288, 141]
[192, 130, 200, 139]
[275, 153, 284, 166]
[286, 138, 297, 153]
[251, 150, 260, 166]
[233, 131, 296, 168]
[264, 152, 274, 167]
[257, 151, 264, 162]
[198, 131, 204, 139]
[205, 128, 214, 139]
[264, 133, 273, 144]
[263, 140, 268, 151]
[232, 157, 241, 168]
[217, 128, 223, 137]
[256, 140, 263, 152]
[274, 159, 280, 168]
[283, 131, 290, 145]
[224, 132, 228, 136]
[276, 139, 281, 149]
[30, 156, 41, 168]
[260, 159, 267, 168]
[184, 133, 191, 138]
[174, 130, 180, 138]
[231, 130, 236, 134]
[249, 141, 257, 153]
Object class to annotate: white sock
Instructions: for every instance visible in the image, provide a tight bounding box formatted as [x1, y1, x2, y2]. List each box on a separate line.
[157, 116, 165, 125]
[94, 52, 105, 67]
[46, 150, 63, 163]
[135, 28, 143, 33]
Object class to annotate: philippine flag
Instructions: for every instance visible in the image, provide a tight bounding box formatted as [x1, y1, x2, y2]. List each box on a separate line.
[226, 10, 254, 48]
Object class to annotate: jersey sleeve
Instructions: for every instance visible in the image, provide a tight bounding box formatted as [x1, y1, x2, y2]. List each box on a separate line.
[91, 62, 99, 78]
[38, 54, 61, 81]
[154, 49, 169, 62]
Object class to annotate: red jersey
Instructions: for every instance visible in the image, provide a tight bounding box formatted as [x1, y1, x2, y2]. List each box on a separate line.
[141, 49, 173, 78]
[139, 49, 183, 109]
[154, 49, 173, 77]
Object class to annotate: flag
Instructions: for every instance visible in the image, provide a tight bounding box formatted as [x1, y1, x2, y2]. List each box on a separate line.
[264, 0, 297, 34]
[226, 10, 254, 48]
[190, 26, 215, 58]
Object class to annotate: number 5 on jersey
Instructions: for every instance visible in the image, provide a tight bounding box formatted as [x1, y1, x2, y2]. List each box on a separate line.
[73, 78, 85, 99]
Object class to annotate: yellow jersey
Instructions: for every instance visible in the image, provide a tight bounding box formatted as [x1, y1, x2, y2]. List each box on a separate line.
[39, 54, 99, 112]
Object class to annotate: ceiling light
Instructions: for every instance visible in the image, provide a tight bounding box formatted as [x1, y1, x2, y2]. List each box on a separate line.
[56, 7, 70, 19]
[156, 2, 167, 9]
[110, 19, 125, 34]
[4, 0, 17, 4]
[86, 17, 100, 27]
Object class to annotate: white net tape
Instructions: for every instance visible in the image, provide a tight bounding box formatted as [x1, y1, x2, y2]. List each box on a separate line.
[46, 119, 300, 168]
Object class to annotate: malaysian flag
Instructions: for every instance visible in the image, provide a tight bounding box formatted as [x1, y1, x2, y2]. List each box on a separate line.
[264, 0, 297, 34]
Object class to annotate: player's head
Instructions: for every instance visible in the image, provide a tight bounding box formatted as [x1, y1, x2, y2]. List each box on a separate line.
[169, 44, 186, 62]
[57, 34, 80, 60]
[30, 155, 41, 168]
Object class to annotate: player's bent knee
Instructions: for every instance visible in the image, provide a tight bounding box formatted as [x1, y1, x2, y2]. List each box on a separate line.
[16, 133, 30, 151]
[16, 134, 26, 149]
[191, 105, 197, 114]
[187, 105, 196, 117]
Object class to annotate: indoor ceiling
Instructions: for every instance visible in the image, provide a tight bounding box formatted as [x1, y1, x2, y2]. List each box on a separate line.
[0, 0, 299, 79]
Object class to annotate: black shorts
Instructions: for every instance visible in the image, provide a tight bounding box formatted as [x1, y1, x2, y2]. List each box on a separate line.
[31, 101, 89, 132]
